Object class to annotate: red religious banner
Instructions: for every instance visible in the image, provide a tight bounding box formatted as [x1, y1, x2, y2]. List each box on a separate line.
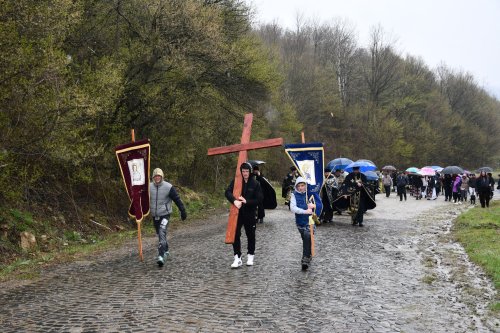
[115, 138, 151, 223]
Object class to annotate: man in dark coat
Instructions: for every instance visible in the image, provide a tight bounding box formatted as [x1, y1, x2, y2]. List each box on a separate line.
[443, 174, 453, 201]
[253, 165, 266, 223]
[320, 168, 334, 223]
[282, 166, 299, 207]
[225, 162, 263, 268]
[342, 166, 374, 227]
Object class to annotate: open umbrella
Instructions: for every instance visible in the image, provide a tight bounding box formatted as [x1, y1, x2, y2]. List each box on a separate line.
[326, 158, 353, 171]
[406, 167, 420, 174]
[441, 165, 464, 175]
[476, 166, 493, 173]
[248, 160, 266, 167]
[363, 170, 379, 181]
[357, 159, 376, 166]
[382, 165, 397, 171]
[345, 161, 377, 173]
[418, 167, 436, 176]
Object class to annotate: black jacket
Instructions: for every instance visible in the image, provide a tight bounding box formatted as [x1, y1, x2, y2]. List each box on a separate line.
[225, 176, 263, 218]
[476, 176, 491, 192]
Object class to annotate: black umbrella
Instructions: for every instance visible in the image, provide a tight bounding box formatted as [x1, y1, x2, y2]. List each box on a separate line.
[476, 166, 493, 173]
[248, 160, 266, 167]
[382, 165, 397, 171]
[441, 165, 464, 175]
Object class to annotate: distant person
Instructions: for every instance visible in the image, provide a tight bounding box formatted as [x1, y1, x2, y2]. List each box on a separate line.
[413, 175, 423, 200]
[320, 168, 334, 223]
[443, 174, 453, 202]
[459, 175, 469, 203]
[452, 175, 462, 204]
[150, 168, 187, 267]
[476, 171, 491, 208]
[282, 166, 299, 207]
[332, 168, 345, 215]
[396, 172, 409, 201]
[253, 165, 265, 223]
[382, 172, 392, 197]
[487, 173, 495, 199]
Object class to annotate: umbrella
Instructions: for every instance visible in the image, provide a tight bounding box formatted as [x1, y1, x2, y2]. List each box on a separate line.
[418, 167, 436, 176]
[248, 160, 266, 167]
[326, 158, 353, 171]
[345, 161, 377, 173]
[406, 167, 420, 174]
[363, 170, 379, 181]
[382, 165, 397, 171]
[441, 165, 464, 175]
[476, 166, 493, 173]
[357, 159, 376, 166]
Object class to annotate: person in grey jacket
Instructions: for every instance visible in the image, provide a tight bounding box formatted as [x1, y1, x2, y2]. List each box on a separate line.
[150, 167, 187, 267]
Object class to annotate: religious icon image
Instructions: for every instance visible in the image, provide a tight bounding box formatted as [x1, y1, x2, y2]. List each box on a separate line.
[128, 158, 145, 186]
[297, 160, 316, 185]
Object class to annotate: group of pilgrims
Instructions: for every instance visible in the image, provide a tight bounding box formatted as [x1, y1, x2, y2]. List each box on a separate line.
[282, 163, 499, 228]
[150, 160, 497, 271]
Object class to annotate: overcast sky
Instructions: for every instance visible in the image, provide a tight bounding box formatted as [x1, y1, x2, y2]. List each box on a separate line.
[246, 0, 500, 99]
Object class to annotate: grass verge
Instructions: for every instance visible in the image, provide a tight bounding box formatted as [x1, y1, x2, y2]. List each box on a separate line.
[453, 200, 500, 312]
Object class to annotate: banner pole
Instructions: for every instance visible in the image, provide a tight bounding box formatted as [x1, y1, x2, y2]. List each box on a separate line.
[131, 128, 143, 261]
[137, 220, 143, 261]
[301, 133, 314, 257]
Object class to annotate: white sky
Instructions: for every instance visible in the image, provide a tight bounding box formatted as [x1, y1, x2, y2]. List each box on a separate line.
[246, 0, 500, 99]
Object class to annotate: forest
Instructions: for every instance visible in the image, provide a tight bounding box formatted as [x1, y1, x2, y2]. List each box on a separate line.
[1, 0, 499, 255]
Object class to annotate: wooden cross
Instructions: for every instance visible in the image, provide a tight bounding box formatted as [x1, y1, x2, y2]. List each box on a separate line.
[208, 113, 284, 244]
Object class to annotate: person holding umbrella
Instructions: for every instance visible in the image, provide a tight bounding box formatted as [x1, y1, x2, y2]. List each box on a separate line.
[382, 172, 393, 197]
[396, 171, 409, 201]
[476, 171, 492, 208]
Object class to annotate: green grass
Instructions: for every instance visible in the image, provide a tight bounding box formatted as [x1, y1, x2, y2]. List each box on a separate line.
[453, 200, 500, 311]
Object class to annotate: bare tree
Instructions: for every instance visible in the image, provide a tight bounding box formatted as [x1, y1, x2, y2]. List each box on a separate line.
[364, 25, 401, 108]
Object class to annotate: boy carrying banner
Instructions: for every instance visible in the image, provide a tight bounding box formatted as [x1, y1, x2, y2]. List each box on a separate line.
[290, 176, 316, 271]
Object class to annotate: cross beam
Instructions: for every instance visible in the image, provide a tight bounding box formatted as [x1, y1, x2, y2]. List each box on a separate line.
[208, 113, 283, 243]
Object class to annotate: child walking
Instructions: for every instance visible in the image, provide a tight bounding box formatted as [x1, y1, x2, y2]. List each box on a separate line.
[290, 177, 316, 271]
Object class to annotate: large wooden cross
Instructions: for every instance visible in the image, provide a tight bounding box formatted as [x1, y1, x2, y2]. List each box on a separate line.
[208, 113, 284, 243]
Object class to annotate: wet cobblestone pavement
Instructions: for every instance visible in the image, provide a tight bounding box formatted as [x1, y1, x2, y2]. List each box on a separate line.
[1, 195, 499, 332]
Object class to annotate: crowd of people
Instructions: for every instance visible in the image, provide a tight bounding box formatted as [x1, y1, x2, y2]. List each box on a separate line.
[382, 170, 497, 208]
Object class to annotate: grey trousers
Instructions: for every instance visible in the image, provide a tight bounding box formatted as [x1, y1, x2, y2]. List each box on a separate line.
[153, 215, 170, 257]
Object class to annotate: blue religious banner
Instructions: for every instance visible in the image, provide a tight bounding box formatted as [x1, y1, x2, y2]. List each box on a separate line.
[284, 143, 324, 216]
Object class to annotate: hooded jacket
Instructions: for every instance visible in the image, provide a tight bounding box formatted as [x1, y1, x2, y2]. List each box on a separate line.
[149, 178, 186, 218]
[290, 176, 311, 227]
[225, 172, 263, 220]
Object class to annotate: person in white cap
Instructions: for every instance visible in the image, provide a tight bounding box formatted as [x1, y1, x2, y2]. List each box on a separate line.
[150, 167, 187, 267]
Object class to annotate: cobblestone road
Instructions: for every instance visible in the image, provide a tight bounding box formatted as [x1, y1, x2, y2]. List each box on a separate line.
[1, 194, 499, 332]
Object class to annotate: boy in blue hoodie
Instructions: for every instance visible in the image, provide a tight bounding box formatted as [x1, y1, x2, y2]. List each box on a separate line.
[290, 176, 315, 271]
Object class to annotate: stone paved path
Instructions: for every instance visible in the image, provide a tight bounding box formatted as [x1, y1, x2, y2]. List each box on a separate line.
[1, 193, 499, 332]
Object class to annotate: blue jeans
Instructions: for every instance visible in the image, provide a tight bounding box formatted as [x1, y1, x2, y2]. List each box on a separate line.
[297, 225, 315, 258]
[153, 215, 170, 257]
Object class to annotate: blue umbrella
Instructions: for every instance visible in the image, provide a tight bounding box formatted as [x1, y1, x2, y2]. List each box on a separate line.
[363, 171, 379, 181]
[357, 159, 376, 166]
[326, 158, 353, 171]
[345, 161, 377, 173]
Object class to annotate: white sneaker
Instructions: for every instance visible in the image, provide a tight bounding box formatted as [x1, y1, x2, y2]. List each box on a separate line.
[231, 255, 242, 268]
[247, 254, 254, 266]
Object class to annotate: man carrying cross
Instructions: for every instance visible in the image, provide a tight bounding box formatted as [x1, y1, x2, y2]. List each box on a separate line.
[207, 113, 283, 268]
[225, 162, 263, 268]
